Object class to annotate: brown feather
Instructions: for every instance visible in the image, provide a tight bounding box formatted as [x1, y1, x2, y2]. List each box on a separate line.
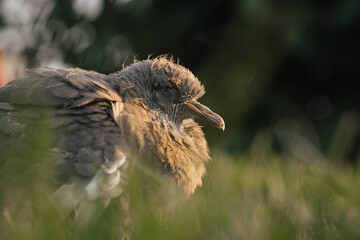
[0, 57, 221, 216]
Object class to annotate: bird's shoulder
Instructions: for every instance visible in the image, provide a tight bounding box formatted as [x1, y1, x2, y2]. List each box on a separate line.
[0, 67, 123, 107]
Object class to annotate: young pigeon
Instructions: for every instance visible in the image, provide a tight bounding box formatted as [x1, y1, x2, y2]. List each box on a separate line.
[0, 57, 224, 214]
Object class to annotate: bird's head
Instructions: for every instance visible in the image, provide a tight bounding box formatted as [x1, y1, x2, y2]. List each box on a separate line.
[121, 57, 225, 131]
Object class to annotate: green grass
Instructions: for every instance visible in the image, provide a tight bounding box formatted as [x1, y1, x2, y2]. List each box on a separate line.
[1, 152, 360, 240]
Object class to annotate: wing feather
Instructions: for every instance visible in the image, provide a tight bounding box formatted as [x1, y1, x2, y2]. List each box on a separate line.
[0, 68, 122, 107]
[0, 68, 128, 203]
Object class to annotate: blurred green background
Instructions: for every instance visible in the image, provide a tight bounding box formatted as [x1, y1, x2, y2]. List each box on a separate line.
[1, 0, 360, 239]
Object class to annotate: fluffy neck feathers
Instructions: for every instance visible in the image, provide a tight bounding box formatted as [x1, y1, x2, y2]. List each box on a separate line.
[121, 102, 210, 195]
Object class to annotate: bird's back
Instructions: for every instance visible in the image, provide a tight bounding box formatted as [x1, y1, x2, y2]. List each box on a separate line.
[0, 68, 128, 215]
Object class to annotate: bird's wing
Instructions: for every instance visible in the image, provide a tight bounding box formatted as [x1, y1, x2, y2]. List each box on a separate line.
[0, 67, 122, 107]
[0, 68, 128, 215]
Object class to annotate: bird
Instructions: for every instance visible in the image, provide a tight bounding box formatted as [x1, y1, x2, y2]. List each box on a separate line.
[0, 56, 224, 216]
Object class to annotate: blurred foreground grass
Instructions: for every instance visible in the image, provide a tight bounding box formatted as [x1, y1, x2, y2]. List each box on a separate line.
[1, 152, 360, 240]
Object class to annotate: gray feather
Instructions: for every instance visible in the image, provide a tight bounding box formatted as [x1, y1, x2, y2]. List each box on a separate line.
[0, 57, 220, 221]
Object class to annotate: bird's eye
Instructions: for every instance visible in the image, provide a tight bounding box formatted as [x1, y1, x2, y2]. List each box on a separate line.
[178, 98, 186, 103]
[178, 94, 191, 103]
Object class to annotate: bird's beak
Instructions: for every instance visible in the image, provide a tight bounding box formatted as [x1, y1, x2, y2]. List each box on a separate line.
[185, 101, 225, 130]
